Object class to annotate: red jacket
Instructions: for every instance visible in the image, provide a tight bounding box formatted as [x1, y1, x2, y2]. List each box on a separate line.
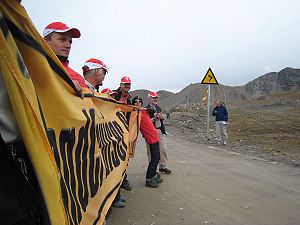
[62, 61, 87, 88]
[140, 110, 159, 144]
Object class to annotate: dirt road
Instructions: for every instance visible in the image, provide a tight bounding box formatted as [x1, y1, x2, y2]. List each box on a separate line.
[107, 133, 300, 225]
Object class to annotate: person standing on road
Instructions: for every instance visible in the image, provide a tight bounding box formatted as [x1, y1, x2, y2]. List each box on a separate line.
[110, 76, 133, 209]
[132, 96, 163, 188]
[146, 91, 172, 174]
[112, 76, 133, 190]
[212, 100, 228, 146]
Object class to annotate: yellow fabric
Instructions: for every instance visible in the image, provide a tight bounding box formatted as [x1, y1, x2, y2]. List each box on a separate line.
[0, 1, 139, 224]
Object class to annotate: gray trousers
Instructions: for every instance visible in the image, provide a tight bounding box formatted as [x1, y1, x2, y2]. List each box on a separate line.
[146, 129, 168, 169]
[216, 121, 228, 145]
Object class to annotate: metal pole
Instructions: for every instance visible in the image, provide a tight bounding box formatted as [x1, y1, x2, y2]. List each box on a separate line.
[223, 85, 227, 106]
[206, 85, 211, 140]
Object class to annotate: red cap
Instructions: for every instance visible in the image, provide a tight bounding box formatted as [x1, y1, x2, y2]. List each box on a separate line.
[120, 76, 132, 84]
[43, 22, 81, 38]
[101, 88, 116, 95]
[148, 91, 159, 98]
[83, 58, 108, 73]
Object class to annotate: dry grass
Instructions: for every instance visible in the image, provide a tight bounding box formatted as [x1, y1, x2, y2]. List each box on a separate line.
[228, 90, 300, 161]
[167, 90, 300, 165]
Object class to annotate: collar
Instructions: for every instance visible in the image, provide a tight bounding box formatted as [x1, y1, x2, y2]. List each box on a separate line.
[57, 55, 69, 63]
[122, 93, 128, 98]
[85, 80, 94, 89]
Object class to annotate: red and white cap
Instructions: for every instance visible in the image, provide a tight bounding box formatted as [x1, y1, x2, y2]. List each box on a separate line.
[120, 76, 132, 84]
[43, 22, 81, 38]
[83, 58, 108, 73]
[101, 88, 116, 95]
[148, 91, 159, 98]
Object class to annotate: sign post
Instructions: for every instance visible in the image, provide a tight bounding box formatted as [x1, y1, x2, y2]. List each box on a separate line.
[206, 85, 211, 140]
[201, 68, 218, 140]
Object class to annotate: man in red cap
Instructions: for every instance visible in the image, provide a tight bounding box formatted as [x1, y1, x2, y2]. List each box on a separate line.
[146, 91, 172, 174]
[112, 76, 132, 104]
[110, 76, 133, 208]
[43, 22, 87, 98]
[82, 58, 108, 92]
[112, 76, 133, 190]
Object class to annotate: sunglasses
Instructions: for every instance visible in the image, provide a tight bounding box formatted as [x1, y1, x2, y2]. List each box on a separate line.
[134, 100, 141, 103]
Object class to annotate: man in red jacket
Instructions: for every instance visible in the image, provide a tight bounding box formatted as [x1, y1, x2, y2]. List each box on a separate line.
[43, 22, 87, 98]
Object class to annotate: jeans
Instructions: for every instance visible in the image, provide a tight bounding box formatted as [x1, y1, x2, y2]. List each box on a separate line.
[216, 121, 228, 144]
[146, 142, 160, 179]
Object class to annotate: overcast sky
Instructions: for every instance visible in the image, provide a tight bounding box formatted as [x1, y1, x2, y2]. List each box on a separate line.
[22, 0, 300, 92]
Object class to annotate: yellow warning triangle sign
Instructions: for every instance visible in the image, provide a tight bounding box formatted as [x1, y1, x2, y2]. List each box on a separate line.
[201, 68, 218, 85]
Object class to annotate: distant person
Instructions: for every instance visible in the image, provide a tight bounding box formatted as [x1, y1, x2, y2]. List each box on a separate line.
[146, 91, 172, 174]
[132, 96, 162, 188]
[212, 100, 228, 146]
[82, 58, 108, 91]
[166, 111, 170, 119]
[43, 21, 87, 98]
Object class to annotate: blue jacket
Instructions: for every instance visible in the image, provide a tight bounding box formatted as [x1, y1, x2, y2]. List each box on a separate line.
[212, 105, 228, 121]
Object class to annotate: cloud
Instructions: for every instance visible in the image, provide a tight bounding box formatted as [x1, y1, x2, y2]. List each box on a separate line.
[23, 0, 300, 91]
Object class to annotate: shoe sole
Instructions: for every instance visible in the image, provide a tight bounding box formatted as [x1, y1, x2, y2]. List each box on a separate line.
[121, 186, 132, 190]
[145, 181, 159, 188]
[160, 170, 172, 174]
[145, 184, 159, 188]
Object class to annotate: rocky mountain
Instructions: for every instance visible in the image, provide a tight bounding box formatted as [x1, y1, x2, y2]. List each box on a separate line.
[131, 67, 300, 110]
[129, 89, 174, 106]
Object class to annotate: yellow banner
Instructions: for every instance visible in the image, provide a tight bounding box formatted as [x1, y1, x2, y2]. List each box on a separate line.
[0, 1, 138, 224]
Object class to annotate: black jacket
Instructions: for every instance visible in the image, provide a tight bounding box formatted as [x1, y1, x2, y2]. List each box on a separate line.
[146, 104, 166, 135]
[112, 87, 132, 125]
[112, 87, 131, 104]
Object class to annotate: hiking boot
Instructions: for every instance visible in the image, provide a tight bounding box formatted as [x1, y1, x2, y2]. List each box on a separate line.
[154, 173, 163, 184]
[121, 179, 133, 190]
[145, 178, 159, 188]
[119, 196, 126, 202]
[112, 200, 125, 208]
[159, 168, 172, 174]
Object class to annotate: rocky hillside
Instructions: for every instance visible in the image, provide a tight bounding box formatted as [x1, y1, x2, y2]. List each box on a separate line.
[245, 67, 300, 97]
[131, 67, 300, 110]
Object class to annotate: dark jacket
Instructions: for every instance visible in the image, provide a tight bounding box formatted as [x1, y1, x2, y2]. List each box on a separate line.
[112, 87, 131, 125]
[146, 104, 166, 135]
[212, 105, 228, 121]
[112, 87, 131, 104]
[0, 135, 40, 225]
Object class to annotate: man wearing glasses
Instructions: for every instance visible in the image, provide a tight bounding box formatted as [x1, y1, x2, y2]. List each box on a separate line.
[146, 91, 172, 175]
[82, 58, 108, 91]
[110, 76, 133, 208]
[112, 76, 132, 105]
